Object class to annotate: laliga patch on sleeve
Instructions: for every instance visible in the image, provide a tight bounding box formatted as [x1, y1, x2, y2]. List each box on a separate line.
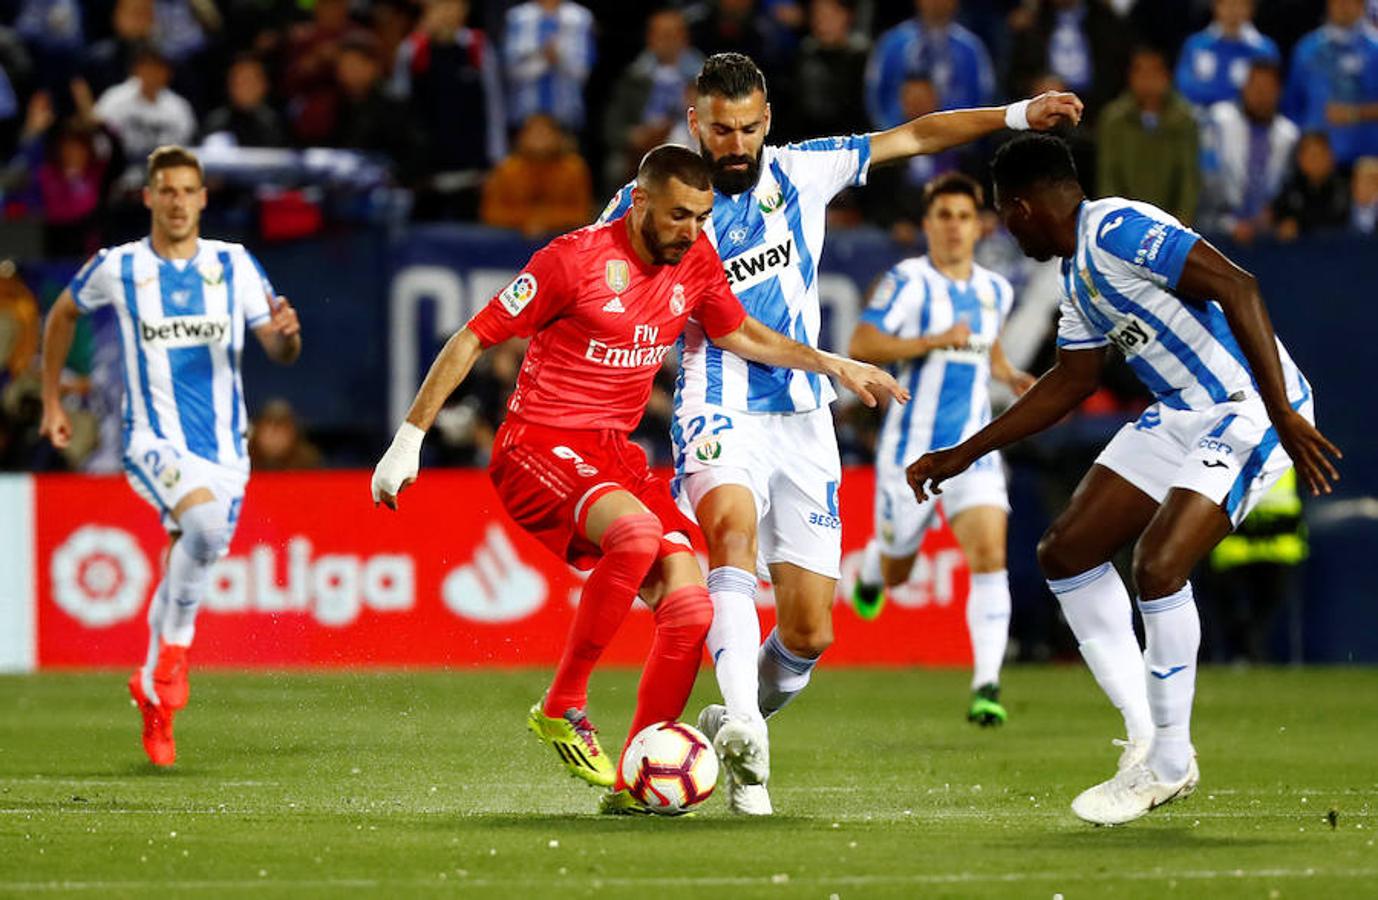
[499, 272, 538, 316]
[868, 272, 898, 309]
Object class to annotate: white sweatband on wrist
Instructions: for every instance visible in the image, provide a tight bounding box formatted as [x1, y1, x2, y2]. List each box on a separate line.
[1004, 99, 1032, 131]
[393, 421, 425, 452]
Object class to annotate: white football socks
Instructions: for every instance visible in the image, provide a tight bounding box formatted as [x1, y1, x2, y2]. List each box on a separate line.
[1139, 583, 1200, 782]
[967, 570, 1012, 689]
[705, 566, 766, 725]
[858, 539, 883, 589]
[163, 503, 233, 647]
[758, 627, 818, 719]
[1048, 563, 1154, 744]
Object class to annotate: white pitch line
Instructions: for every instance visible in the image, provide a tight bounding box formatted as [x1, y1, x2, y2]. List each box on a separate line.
[4, 868, 1378, 892]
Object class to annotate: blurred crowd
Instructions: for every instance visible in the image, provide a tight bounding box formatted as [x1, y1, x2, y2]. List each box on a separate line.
[0, 0, 1377, 253]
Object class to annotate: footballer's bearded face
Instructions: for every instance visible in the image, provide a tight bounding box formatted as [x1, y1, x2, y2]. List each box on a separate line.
[689, 90, 770, 196]
[994, 185, 1056, 263]
[634, 177, 713, 265]
[144, 166, 207, 244]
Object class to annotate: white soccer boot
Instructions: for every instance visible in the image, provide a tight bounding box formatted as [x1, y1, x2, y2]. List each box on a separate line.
[1071, 757, 1200, 825]
[1113, 737, 1150, 772]
[697, 704, 773, 816]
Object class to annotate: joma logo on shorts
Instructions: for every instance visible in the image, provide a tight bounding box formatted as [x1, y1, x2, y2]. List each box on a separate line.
[139, 316, 230, 348]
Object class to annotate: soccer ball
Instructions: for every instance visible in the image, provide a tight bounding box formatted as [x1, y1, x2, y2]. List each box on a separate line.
[620, 721, 718, 815]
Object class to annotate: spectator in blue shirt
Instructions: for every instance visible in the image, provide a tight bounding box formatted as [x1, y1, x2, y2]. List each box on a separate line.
[1175, 0, 1280, 109]
[1284, 0, 1378, 166]
[503, 0, 595, 133]
[866, 0, 996, 130]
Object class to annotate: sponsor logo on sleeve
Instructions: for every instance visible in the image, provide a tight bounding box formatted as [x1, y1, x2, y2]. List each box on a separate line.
[499, 272, 538, 316]
[1133, 223, 1169, 268]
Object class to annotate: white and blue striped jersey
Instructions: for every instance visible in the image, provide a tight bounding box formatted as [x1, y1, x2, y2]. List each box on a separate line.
[866, 256, 1014, 467]
[1058, 198, 1309, 411]
[599, 135, 872, 415]
[67, 238, 275, 469]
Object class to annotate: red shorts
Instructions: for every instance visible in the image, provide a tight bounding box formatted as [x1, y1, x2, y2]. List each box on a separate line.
[488, 416, 698, 571]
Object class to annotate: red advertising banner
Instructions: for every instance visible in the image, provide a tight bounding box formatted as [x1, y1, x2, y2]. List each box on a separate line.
[34, 469, 972, 668]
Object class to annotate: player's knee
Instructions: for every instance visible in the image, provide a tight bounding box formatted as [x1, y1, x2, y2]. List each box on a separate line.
[601, 512, 664, 562]
[701, 518, 755, 567]
[965, 543, 1006, 573]
[177, 503, 233, 564]
[1131, 544, 1188, 600]
[1036, 524, 1080, 580]
[778, 620, 833, 659]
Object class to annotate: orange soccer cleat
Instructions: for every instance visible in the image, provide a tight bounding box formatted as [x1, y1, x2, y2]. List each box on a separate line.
[127, 643, 190, 766]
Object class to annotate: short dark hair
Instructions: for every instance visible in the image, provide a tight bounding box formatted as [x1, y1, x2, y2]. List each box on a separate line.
[696, 52, 766, 100]
[922, 172, 984, 216]
[991, 134, 1078, 197]
[1247, 58, 1283, 82]
[146, 145, 204, 185]
[637, 143, 713, 192]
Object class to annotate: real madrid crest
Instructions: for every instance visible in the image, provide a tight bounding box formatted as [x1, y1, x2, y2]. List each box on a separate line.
[670, 283, 686, 315]
[605, 259, 630, 294]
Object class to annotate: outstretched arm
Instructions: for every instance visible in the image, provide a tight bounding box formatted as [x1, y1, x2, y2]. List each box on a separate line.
[847, 320, 971, 366]
[713, 316, 909, 407]
[868, 91, 1084, 166]
[906, 346, 1104, 502]
[372, 328, 486, 509]
[1174, 239, 1341, 494]
[39, 290, 82, 449]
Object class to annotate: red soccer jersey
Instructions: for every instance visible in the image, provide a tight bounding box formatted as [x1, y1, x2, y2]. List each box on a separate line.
[467, 215, 747, 432]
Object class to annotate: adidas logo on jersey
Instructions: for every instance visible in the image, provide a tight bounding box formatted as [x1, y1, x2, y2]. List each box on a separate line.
[138, 315, 231, 348]
[602, 296, 626, 314]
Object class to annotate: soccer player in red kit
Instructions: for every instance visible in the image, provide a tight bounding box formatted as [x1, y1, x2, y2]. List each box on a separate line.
[371, 145, 903, 813]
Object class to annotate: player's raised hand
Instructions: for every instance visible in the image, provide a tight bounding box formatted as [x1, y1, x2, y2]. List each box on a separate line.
[1275, 410, 1342, 496]
[906, 446, 973, 503]
[833, 357, 909, 408]
[267, 295, 300, 338]
[1026, 91, 1084, 130]
[39, 399, 72, 449]
[371, 423, 425, 511]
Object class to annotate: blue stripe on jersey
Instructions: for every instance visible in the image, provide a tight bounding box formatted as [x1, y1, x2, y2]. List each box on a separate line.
[854, 139, 871, 185]
[712, 191, 762, 260]
[220, 251, 245, 458]
[68, 248, 108, 309]
[771, 162, 815, 289]
[1181, 300, 1257, 388]
[1084, 255, 1232, 405]
[861, 271, 907, 328]
[121, 253, 163, 438]
[1070, 263, 1187, 408]
[706, 342, 724, 406]
[671, 337, 688, 496]
[893, 279, 931, 466]
[160, 264, 220, 461]
[931, 362, 978, 450]
[1208, 413, 1237, 438]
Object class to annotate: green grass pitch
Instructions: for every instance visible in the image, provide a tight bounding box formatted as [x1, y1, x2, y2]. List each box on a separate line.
[1, 666, 1375, 898]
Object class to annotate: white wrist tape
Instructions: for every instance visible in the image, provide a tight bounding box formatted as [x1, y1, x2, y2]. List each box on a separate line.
[1004, 99, 1032, 131]
[392, 421, 425, 452]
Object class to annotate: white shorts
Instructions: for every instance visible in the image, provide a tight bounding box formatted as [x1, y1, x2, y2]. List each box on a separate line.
[873, 451, 1008, 558]
[674, 403, 842, 580]
[1096, 394, 1314, 528]
[123, 432, 248, 535]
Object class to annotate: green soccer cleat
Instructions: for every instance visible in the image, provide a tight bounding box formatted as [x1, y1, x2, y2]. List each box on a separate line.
[850, 579, 886, 620]
[527, 702, 616, 788]
[598, 789, 655, 815]
[967, 683, 1007, 727]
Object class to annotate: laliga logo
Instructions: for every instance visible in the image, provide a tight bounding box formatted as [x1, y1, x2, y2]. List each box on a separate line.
[50, 526, 152, 627]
